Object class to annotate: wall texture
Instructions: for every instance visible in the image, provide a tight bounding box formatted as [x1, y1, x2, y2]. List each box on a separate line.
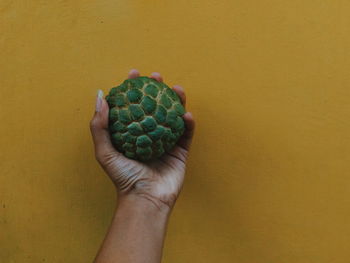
[1, 0, 350, 262]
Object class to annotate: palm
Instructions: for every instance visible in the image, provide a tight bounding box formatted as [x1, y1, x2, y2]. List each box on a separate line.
[103, 144, 188, 207]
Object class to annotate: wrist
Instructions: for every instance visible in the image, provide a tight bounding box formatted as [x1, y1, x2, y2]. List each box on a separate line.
[117, 193, 172, 217]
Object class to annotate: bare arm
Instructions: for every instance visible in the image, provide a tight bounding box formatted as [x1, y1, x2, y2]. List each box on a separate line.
[94, 195, 170, 263]
[90, 69, 195, 263]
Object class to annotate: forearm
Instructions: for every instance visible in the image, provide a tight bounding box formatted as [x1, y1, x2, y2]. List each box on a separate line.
[94, 194, 171, 263]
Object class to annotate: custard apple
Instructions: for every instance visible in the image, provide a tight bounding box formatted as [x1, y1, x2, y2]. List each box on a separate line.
[106, 76, 186, 161]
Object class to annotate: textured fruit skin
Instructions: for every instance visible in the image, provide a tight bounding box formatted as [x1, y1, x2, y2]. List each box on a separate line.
[106, 76, 186, 162]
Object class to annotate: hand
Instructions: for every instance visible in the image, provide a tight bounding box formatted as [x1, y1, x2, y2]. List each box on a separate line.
[90, 69, 195, 211]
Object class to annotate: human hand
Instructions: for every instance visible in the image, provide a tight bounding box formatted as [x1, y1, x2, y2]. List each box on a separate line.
[90, 69, 195, 211]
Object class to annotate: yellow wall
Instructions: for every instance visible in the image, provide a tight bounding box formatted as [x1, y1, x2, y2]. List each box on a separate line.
[1, 0, 350, 262]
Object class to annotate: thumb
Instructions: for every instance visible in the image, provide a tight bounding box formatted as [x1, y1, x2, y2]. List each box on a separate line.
[90, 90, 118, 163]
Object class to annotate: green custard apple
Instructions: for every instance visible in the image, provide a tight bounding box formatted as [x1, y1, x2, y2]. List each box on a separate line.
[106, 76, 186, 161]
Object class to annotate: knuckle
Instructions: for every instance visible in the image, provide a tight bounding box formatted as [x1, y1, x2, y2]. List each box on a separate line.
[90, 118, 99, 130]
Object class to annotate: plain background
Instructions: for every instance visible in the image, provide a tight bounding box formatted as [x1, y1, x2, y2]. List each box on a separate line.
[1, 0, 350, 262]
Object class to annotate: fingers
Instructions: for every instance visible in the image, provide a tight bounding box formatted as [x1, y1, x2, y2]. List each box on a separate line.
[177, 112, 195, 151]
[129, 70, 163, 82]
[150, 72, 163, 82]
[172, 85, 186, 106]
[172, 85, 192, 150]
[128, 69, 140, 79]
[129, 69, 163, 83]
[90, 90, 119, 163]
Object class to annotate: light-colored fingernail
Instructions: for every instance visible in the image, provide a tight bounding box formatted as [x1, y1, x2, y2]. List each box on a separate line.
[151, 72, 161, 77]
[173, 85, 184, 91]
[95, 89, 104, 112]
[150, 72, 163, 81]
[129, 68, 138, 74]
[128, 69, 139, 78]
[186, 112, 193, 118]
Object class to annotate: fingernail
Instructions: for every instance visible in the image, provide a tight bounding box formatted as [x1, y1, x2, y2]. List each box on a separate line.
[151, 72, 161, 77]
[150, 72, 163, 82]
[129, 69, 138, 74]
[95, 89, 104, 112]
[185, 112, 193, 118]
[128, 69, 139, 78]
[173, 85, 184, 91]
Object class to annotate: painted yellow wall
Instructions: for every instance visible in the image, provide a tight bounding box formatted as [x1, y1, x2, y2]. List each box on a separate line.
[1, 0, 350, 262]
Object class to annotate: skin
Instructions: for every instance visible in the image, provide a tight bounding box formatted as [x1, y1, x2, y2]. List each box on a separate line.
[90, 69, 195, 263]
